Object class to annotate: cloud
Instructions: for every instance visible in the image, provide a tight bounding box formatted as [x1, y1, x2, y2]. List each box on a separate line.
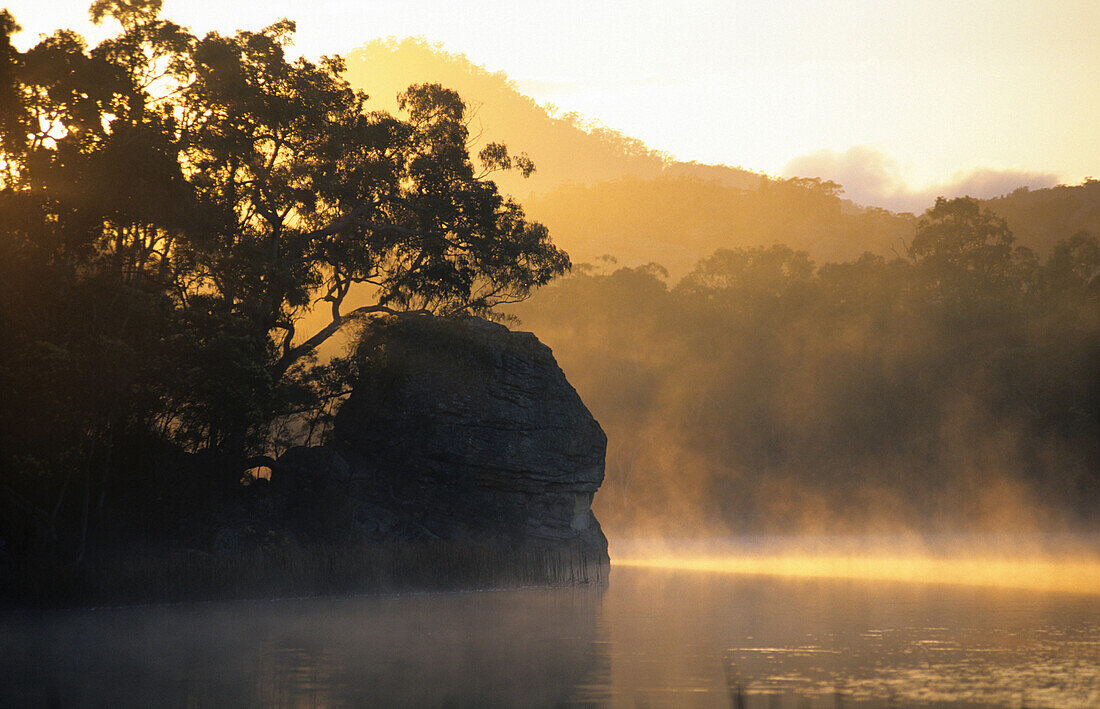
[783, 145, 904, 205]
[782, 145, 1061, 213]
[941, 169, 1060, 202]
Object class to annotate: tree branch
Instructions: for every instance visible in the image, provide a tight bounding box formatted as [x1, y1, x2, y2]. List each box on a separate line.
[272, 303, 422, 377]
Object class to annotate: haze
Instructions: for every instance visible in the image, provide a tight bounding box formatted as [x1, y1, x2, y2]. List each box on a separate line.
[6, 0, 1098, 208]
[4, 4, 1100, 704]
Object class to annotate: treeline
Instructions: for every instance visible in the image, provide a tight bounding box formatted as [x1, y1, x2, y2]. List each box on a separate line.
[524, 177, 1100, 281]
[523, 175, 911, 276]
[512, 197, 1100, 536]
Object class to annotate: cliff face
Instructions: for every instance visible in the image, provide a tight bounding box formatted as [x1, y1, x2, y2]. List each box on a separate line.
[273, 315, 609, 565]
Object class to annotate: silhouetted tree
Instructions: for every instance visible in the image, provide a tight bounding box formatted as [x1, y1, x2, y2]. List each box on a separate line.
[0, 1, 566, 562]
[1046, 231, 1100, 292]
[909, 197, 1038, 313]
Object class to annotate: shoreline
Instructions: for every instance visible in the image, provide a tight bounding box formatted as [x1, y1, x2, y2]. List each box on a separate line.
[0, 540, 609, 610]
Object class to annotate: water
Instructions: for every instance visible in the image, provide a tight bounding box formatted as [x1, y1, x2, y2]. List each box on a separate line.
[2, 565, 1098, 707]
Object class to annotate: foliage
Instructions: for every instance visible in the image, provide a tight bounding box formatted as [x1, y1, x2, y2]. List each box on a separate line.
[512, 201, 1100, 535]
[0, 2, 566, 566]
[909, 196, 1039, 313]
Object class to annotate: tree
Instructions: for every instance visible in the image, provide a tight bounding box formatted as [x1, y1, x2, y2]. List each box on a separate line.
[164, 19, 567, 454]
[909, 196, 1037, 311]
[910, 197, 1014, 274]
[0, 1, 567, 559]
[1046, 231, 1100, 292]
[675, 244, 815, 307]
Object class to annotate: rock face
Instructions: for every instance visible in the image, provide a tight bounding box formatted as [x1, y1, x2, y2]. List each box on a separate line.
[272, 315, 609, 565]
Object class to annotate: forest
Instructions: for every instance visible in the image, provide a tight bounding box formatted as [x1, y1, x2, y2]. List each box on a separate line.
[512, 201, 1100, 536]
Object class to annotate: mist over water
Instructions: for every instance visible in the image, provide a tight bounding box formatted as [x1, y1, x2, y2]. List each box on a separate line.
[613, 534, 1100, 596]
[508, 209, 1100, 543]
[3, 562, 1099, 707]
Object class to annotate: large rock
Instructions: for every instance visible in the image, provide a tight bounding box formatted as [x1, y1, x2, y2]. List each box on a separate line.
[272, 314, 609, 566]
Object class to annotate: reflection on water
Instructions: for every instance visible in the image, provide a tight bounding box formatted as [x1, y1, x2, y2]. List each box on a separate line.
[2, 563, 1099, 707]
[599, 568, 1100, 707]
[0, 588, 606, 707]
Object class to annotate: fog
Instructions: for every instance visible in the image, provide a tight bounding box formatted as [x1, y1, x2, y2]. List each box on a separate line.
[4, 5, 1098, 600]
[5, 565, 1100, 706]
[125, 37, 1096, 555]
[509, 232, 1100, 544]
[328, 41, 1100, 549]
[612, 534, 1100, 596]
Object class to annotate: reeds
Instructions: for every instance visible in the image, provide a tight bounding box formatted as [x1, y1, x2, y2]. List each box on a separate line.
[2, 542, 608, 607]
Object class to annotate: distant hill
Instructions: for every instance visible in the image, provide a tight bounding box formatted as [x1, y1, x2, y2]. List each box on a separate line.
[982, 180, 1100, 256]
[343, 38, 760, 199]
[343, 38, 1098, 274]
[523, 176, 915, 276]
[525, 177, 1100, 276]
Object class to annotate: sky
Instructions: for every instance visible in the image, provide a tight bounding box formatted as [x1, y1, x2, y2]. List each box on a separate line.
[4, 0, 1098, 209]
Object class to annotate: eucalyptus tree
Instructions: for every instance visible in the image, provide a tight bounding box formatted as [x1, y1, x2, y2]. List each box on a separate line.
[0, 0, 567, 556]
[168, 18, 567, 454]
[909, 197, 1038, 313]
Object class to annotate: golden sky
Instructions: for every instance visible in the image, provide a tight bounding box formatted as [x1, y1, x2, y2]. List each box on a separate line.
[5, 0, 1098, 199]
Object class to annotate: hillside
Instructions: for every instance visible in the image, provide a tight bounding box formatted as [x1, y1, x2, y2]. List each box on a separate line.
[343, 38, 1097, 275]
[523, 176, 914, 276]
[983, 180, 1100, 256]
[342, 38, 760, 198]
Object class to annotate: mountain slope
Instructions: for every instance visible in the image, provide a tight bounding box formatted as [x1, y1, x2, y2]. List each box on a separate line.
[522, 175, 914, 275]
[343, 38, 760, 198]
[343, 38, 1097, 273]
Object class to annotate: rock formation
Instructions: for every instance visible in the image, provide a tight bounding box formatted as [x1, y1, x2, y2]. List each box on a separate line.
[272, 315, 609, 567]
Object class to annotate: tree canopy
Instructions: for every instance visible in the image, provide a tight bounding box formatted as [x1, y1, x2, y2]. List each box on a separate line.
[0, 2, 567, 561]
[511, 205, 1100, 536]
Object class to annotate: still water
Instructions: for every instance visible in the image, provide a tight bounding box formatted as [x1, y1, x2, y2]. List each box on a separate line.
[2, 563, 1099, 707]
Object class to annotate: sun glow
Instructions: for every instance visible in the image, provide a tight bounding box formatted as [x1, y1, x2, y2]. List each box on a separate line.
[4, 0, 1098, 191]
[615, 553, 1100, 596]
